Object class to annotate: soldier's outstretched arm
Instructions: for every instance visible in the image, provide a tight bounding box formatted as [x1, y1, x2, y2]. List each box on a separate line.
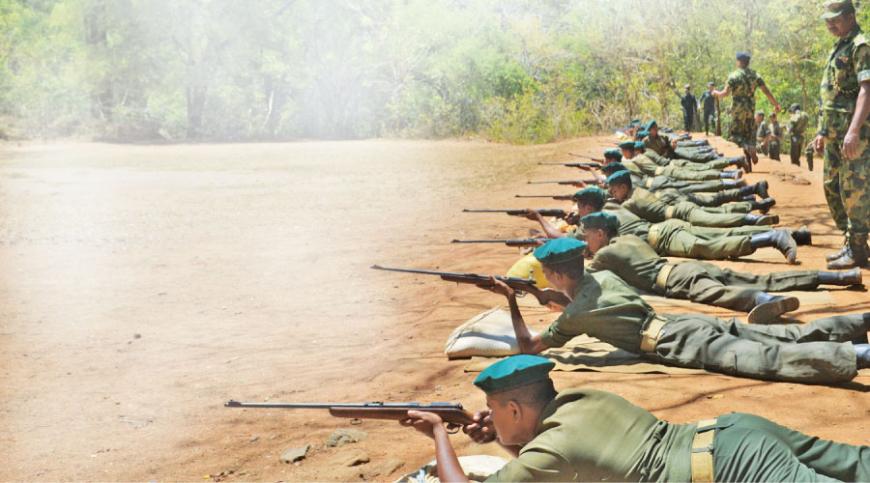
[480, 278, 547, 354]
[713, 85, 730, 98]
[401, 411, 470, 483]
[843, 82, 870, 160]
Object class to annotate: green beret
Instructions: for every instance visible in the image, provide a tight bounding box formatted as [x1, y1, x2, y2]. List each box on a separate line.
[572, 186, 607, 205]
[618, 140, 636, 150]
[821, 0, 854, 20]
[533, 238, 587, 265]
[603, 148, 622, 160]
[606, 170, 633, 186]
[601, 162, 627, 176]
[581, 211, 620, 232]
[645, 120, 657, 130]
[634, 141, 646, 150]
[630, 119, 642, 126]
[473, 355, 555, 394]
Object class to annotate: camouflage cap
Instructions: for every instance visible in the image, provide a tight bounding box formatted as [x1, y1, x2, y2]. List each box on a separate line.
[736, 51, 751, 62]
[821, 0, 855, 19]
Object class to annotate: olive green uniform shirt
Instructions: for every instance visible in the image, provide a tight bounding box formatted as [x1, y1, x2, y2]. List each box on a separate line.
[485, 389, 695, 482]
[587, 235, 665, 293]
[540, 270, 653, 352]
[643, 134, 674, 157]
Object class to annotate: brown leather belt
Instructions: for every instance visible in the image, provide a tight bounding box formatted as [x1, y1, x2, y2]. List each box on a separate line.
[691, 418, 718, 482]
[639, 316, 667, 353]
[654, 263, 676, 292]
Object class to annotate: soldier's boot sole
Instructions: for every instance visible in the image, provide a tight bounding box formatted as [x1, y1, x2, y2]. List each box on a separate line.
[755, 214, 780, 226]
[747, 296, 800, 324]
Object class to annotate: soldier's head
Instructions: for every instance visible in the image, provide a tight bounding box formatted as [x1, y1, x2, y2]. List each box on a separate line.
[822, 0, 857, 37]
[533, 238, 587, 291]
[606, 170, 633, 202]
[572, 186, 607, 216]
[474, 355, 557, 446]
[770, 112, 778, 121]
[684, 83, 692, 93]
[736, 51, 751, 68]
[581, 212, 620, 255]
[603, 148, 623, 165]
[645, 120, 659, 136]
[755, 111, 765, 123]
[789, 103, 801, 113]
[618, 140, 637, 159]
[707, 81, 715, 91]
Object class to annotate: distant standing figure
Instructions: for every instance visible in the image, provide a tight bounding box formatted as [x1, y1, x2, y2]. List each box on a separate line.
[699, 82, 717, 135]
[713, 51, 781, 171]
[680, 84, 697, 132]
[813, 0, 870, 269]
[768, 112, 782, 160]
[787, 103, 811, 168]
[755, 111, 769, 154]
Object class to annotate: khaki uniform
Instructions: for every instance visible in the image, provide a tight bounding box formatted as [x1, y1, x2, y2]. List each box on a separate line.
[539, 270, 865, 384]
[625, 155, 723, 181]
[819, 26, 870, 242]
[587, 235, 821, 312]
[486, 390, 870, 482]
[644, 149, 731, 171]
[727, 67, 765, 148]
[621, 187, 751, 227]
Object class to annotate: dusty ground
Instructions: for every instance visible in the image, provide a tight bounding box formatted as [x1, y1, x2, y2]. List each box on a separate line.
[0, 135, 867, 482]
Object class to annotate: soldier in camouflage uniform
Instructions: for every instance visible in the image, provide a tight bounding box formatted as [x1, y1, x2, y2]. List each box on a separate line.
[814, 0, 870, 269]
[787, 103, 811, 168]
[714, 51, 781, 171]
[755, 111, 770, 154]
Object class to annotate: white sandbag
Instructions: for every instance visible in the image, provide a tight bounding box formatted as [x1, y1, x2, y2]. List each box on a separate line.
[444, 307, 536, 359]
[395, 455, 508, 483]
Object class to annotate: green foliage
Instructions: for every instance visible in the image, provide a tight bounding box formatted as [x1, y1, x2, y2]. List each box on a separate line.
[0, 0, 861, 143]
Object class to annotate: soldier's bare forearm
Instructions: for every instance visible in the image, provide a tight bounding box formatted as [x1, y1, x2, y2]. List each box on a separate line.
[432, 428, 470, 483]
[847, 83, 870, 136]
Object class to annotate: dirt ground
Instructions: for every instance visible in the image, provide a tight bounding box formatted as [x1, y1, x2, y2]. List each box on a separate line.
[0, 135, 867, 481]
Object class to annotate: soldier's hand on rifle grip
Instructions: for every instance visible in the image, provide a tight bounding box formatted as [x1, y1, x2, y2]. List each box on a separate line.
[522, 209, 543, 221]
[478, 277, 516, 298]
[463, 410, 497, 444]
[401, 410, 444, 439]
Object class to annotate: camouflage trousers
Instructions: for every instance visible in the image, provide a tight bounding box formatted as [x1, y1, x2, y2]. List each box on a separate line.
[728, 115, 755, 148]
[823, 135, 870, 237]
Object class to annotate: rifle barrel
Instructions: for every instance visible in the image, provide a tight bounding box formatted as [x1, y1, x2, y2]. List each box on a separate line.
[451, 239, 508, 244]
[226, 400, 464, 409]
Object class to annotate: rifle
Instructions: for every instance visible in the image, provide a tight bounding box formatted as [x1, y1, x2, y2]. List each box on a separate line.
[370, 265, 571, 307]
[537, 161, 601, 169]
[567, 153, 605, 163]
[225, 400, 474, 433]
[526, 179, 595, 186]
[451, 238, 546, 247]
[514, 194, 574, 201]
[462, 208, 568, 218]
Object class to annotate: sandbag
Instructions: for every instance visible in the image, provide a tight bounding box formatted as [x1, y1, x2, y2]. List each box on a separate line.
[444, 308, 536, 359]
[395, 455, 508, 483]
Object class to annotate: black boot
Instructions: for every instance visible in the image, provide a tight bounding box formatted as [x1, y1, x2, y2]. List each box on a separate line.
[828, 234, 870, 269]
[750, 229, 797, 264]
[826, 240, 850, 262]
[817, 268, 863, 286]
[729, 156, 750, 171]
[747, 292, 800, 324]
[750, 198, 776, 213]
[791, 226, 812, 246]
[744, 213, 780, 226]
[755, 180, 769, 198]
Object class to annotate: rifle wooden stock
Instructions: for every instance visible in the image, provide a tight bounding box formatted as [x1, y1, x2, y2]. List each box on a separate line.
[225, 400, 474, 431]
[370, 265, 570, 307]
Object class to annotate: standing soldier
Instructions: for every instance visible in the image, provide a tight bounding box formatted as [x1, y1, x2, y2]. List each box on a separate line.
[755, 111, 770, 155]
[714, 51, 781, 171]
[814, 0, 870, 269]
[787, 103, 811, 168]
[680, 84, 697, 132]
[699, 81, 717, 135]
[768, 112, 783, 160]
